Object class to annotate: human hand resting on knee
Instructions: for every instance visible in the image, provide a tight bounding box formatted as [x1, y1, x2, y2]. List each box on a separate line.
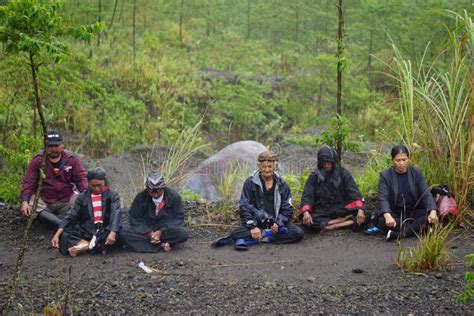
[428, 210, 438, 224]
[51, 228, 64, 248]
[250, 227, 262, 241]
[105, 231, 117, 245]
[302, 211, 313, 225]
[384, 213, 396, 228]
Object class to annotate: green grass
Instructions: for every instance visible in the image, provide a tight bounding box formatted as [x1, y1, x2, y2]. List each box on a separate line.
[396, 223, 454, 271]
[456, 253, 474, 303]
[211, 163, 247, 223]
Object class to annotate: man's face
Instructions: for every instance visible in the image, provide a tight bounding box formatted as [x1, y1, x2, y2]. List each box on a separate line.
[148, 188, 164, 199]
[322, 161, 333, 172]
[47, 144, 64, 160]
[89, 179, 106, 194]
[258, 160, 277, 179]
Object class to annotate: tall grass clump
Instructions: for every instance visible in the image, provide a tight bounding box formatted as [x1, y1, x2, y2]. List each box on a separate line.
[396, 223, 454, 271]
[159, 118, 208, 188]
[211, 162, 248, 223]
[387, 10, 473, 225]
[120, 119, 207, 206]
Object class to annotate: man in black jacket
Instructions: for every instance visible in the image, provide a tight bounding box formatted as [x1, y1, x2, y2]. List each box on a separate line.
[299, 146, 368, 233]
[229, 150, 304, 250]
[121, 172, 189, 252]
[51, 167, 122, 257]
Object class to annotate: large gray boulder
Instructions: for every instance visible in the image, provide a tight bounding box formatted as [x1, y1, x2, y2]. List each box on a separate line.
[182, 141, 267, 201]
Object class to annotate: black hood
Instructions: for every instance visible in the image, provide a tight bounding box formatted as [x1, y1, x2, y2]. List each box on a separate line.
[317, 146, 338, 169]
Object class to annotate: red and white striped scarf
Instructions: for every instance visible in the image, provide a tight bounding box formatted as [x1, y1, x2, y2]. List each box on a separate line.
[152, 196, 166, 215]
[91, 193, 103, 224]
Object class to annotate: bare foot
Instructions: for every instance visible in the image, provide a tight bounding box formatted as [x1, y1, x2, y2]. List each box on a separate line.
[160, 242, 171, 252]
[68, 240, 90, 257]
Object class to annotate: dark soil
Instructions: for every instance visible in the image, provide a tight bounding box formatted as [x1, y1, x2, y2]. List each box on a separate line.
[1, 203, 473, 314]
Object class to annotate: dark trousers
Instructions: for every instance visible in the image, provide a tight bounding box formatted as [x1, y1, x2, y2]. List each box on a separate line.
[376, 208, 428, 238]
[59, 227, 111, 256]
[230, 222, 304, 244]
[306, 208, 368, 233]
[120, 227, 189, 253]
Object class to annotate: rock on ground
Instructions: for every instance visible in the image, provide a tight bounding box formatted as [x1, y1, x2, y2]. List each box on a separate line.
[182, 140, 267, 201]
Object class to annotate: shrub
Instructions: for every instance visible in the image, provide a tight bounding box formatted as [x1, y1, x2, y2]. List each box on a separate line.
[0, 135, 42, 203]
[456, 253, 474, 303]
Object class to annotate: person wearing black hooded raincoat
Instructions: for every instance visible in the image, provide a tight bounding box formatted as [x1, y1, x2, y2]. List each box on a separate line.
[299, 146, 368, 233]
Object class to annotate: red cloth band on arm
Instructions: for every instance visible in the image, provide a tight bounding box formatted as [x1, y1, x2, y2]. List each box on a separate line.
[299, 204, 312, 215]
[345, 200, 365, 210]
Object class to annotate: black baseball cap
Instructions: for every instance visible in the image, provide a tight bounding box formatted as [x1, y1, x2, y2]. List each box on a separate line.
[47, 130, 63, 145]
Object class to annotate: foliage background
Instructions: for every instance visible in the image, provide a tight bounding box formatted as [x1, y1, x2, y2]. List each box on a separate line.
[0, 0, 471, 211]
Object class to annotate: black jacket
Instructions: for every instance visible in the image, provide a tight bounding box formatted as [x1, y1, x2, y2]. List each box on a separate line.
[128, 187, 185, 234]
[378, 166, 437, 215]
[59, 188, 122, 236]
[299, 146, 364, 214]
[239, 171, 294, 229]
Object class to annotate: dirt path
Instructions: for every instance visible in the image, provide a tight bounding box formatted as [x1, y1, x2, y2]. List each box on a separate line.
[1, 206, 473, 314]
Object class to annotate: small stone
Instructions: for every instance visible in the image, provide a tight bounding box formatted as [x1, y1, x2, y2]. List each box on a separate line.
[352, 268, 364, 274]
[178, 261, 185, 267]
[307, 277, 316, 282]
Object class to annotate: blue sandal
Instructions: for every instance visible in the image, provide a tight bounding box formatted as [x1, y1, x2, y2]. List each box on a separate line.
[364, 226, 381, 235]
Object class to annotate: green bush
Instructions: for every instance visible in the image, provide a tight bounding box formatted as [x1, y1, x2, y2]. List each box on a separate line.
[456, 254, 474, 303]
[0, 135, 42, 203]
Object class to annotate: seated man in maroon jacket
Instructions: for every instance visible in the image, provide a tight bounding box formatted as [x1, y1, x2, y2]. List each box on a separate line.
[299, 146, 368, 233]
[20, 130, 88, 227]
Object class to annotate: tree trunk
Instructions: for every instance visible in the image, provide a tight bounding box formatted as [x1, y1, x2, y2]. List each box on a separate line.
[335, 0, 344, 162]
[108, 0, 119, 30]
[97, 0, 102, 47]
[4, 51, 49, 314]
[246, 0, 250, 39]
[295, 2, 299, 43]
[367, 29, 373, 91]
[29, 53, 47, 143]
[132, 0, 136, 65]
[179, 0, 184, 44]
[336, 0, 344, 117]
